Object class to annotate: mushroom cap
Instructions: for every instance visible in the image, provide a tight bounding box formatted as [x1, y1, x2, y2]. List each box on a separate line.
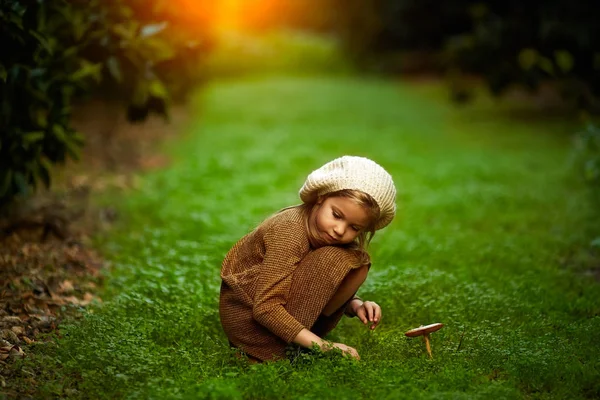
[404, 323, 444, 337]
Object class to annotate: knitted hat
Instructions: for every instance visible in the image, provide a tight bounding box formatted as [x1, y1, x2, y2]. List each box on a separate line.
[299, 156, 396, 230]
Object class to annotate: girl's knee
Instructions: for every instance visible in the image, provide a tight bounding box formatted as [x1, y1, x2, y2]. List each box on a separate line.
[308, 246, 361, 268]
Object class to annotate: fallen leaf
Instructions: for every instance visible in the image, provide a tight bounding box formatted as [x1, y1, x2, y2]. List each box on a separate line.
[11, 326, 24, 335]
[58, 280, 75, 293]
[83, 282, 97, 289]
[63, 296, 80, 305]
[2, 316, 21, 324]
[21, 291, 35, 300]
[81, 292, 99, 305]
[1, 329, 19, 344]
[9, 345, 24, 358]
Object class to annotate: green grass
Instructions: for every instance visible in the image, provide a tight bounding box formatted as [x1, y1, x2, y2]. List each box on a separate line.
[18, 76, 600, 399]
[203, 29, 352, 79]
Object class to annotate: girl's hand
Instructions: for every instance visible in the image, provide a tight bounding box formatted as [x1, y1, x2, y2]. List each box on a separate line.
[351, 300, 382, 330]
[324, 342, 360, 360]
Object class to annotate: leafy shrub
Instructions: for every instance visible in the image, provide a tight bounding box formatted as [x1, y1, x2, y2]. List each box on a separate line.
[322, 0, 600, 108]
[0, 1, 91, 203]
[261, 0, 471, 65]
[572, 123, 600, 189]
[279, 1, 599, 108]
[443, 2, 600, 109]
[0, 0, 212, 205]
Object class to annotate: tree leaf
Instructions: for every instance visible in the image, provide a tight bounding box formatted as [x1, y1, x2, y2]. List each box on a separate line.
[52, 124, 67, 143]
[139, 22, 168, 38]
[72, 60, 103, 83]
[131, 80, 149, 106]
[538, 57, 554, 76]
[141, 37, 175, 62]
[111, 23, 135, 41]
[28, 29, 53, 54]
[518, 48, 538, 70]
[22, 131, 45, 145]
[8, 11, 24, 30]
[35, 110, 48, 128]
[554, 50, 574, 73]
[107, 56, 122, 82]
[148, 79, 168, 99]
[64, 139, 81, 161]
[0, 170, 13, 197]
[38, 158, 52, 188]
[72, 11, 87, 41]
[71, 131, 85, 146]
[13, 172, 29, 196]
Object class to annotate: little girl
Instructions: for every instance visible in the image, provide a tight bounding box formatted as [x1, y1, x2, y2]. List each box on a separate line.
[219, 156, 396, 361]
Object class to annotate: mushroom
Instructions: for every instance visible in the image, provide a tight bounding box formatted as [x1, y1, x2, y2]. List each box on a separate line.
[404, 323, 444, 359]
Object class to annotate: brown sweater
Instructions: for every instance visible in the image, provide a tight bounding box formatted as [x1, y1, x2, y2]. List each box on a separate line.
[219, 206, 364, 361]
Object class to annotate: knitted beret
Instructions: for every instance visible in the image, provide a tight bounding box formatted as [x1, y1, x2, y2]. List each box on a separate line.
[299, 156, 396, 230]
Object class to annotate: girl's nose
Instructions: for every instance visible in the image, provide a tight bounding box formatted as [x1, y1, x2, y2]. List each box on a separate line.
[333, 224, 345, 237]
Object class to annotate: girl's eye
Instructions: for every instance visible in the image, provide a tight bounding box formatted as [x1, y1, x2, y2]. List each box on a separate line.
[351, 226, 359, 231]
[332, 212, 341, 219]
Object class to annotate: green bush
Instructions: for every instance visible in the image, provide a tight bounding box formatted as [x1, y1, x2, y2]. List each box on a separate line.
[0, 0, 91, 203]
[443, 2, 600, 109]
[0, 0, 211, 205]
[284, 1, 599, 109]
[273, 0, 472, 65]
[573, 123, 600, 189]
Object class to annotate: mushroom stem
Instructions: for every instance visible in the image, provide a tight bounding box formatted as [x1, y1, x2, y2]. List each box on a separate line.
[423, 334, 432, 359]
[405, 323, 443, 360]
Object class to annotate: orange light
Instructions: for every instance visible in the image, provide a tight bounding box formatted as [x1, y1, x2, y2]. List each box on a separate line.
[214, 0, 292, 32]
[163, 0, 316, 35]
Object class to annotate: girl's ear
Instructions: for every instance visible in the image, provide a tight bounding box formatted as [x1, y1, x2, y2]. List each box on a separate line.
[316, 196, 324, 205]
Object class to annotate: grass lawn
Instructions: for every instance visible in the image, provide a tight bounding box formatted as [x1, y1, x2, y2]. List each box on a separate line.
[20, 75, 600, 399]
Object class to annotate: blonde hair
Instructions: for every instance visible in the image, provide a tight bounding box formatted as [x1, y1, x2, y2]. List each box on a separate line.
[300, 189, 380, 267]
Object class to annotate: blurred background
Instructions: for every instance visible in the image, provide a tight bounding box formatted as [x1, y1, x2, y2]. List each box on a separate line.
[1, 0, 599, 203]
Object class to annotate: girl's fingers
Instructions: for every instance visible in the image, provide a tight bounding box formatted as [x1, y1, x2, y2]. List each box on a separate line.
[368, 303, 381, 330]
[365, 302, 374, 322]
[374, 305, 382, 322]
[371, 312, 381, 330]
[357, 302, 382, 328]
[357, 308, 368, 324]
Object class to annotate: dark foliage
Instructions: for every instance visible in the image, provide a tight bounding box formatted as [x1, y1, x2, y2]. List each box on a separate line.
[0, 0, 212, 205]
[445, 1, 600, 109]
[281, 0, 599, 108]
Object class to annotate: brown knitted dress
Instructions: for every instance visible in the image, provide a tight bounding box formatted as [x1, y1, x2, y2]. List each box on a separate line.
[219, 206, 366, 361]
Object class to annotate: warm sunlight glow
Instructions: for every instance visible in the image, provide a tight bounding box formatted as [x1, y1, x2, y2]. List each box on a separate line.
[167, 0, 323, 36]
[216, 0, 241, 31]
[213, 0, 292, 33]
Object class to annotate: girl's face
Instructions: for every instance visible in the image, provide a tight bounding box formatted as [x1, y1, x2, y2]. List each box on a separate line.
[312, 196, 371, 245]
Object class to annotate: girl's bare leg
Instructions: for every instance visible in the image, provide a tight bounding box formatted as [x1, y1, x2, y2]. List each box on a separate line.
[322, 264, 368, 317]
